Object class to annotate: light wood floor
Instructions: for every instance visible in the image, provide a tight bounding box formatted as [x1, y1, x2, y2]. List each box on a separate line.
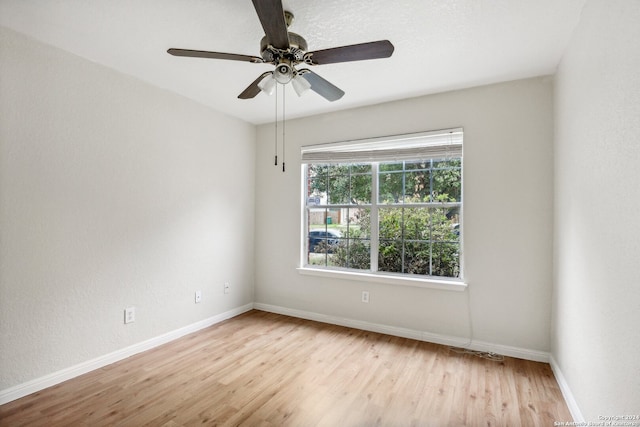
[0, 310, 572, 426]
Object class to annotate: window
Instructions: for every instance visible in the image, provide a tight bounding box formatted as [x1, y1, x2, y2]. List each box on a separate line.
[301, 129, 463, 282]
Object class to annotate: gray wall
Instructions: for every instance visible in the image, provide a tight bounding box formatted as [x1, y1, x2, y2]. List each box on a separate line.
[0, 27, 256, 390]
[552, 0, 640, 420]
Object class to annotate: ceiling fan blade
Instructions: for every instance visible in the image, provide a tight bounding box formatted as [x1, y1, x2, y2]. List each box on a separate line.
[167, 48, 263, 63]
[238, 72, 273, 99]
[305, 40, 394, 65]
[299, 70, 345, 102]
[251, 0, 290, 50]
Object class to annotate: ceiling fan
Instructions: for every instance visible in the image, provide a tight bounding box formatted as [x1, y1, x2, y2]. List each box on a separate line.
[167, 0, 395, 102]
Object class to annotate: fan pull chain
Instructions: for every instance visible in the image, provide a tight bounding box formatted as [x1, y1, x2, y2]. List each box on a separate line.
[282, 84, 286, 172]
[274, 82, 278, 166]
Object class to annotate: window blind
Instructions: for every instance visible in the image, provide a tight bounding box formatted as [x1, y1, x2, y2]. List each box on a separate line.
[300, 128, 463, 164]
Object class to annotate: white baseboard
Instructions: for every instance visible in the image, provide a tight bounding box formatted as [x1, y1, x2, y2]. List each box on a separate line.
[1, 302, 562, 408]
[0, 303, 253, 405]
[549, 355, 584, 422]
[253, 302, 550, 363]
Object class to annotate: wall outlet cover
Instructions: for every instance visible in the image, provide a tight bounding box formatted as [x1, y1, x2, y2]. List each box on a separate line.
[124, 306, 135, 324]
[362, 291, 370, 303]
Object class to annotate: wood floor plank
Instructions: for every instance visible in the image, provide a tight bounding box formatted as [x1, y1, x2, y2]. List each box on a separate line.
[0, 310, 572, 426]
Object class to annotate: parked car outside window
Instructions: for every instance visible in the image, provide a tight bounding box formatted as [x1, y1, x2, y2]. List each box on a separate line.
[308, 229, 341, 253]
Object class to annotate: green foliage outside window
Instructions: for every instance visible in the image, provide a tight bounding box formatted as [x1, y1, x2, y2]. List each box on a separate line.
[306, 159, 461, 279]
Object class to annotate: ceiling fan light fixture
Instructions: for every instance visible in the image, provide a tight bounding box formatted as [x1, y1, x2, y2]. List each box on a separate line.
[258, 73, 276, 95]
[274, 62, 293, 84]
[292, 72, 312, 96]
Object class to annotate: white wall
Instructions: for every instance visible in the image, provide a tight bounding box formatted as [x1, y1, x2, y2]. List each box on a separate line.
[552, 0, 640, 420]
[0, 27, 255, 390]
[255, 77, 554, 353]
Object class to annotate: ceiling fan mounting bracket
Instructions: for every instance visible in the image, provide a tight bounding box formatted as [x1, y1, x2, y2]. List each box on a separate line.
[284, 11, 294, 28]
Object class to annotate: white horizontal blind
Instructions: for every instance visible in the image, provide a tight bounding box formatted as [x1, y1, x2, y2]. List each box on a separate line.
[301, 128, 463, 164]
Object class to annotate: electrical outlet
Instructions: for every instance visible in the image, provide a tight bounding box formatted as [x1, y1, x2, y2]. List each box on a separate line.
[361, 291, 370, 303]
[195, 290, 202, 303]
[124, 306, 135, 324]
[224, 282, 230, 294]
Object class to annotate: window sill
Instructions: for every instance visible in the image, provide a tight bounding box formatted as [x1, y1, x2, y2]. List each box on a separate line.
[296, 267, 467, 291]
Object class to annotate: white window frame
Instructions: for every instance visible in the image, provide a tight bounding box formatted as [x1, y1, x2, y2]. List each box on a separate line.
[298, 129, 466, 291]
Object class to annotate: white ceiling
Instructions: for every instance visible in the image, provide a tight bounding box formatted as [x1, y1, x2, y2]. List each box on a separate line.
[0, 0, 586, 125]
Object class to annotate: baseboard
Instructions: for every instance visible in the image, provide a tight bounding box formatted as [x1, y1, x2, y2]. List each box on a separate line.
[1, 302, 556, 406]
[0, 303, 253, 405]
[253, 302, 550, 363]
[549, 355, 584, 422]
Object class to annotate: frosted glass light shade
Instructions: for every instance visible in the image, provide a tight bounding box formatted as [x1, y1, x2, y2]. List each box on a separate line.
[292, 74, 312, 96]
[258, 74, 276, 95]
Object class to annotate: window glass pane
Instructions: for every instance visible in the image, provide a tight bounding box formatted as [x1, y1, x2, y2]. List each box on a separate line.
[430, 207, 460, 277]
[378, 240, 402, 273]
[378, 207, 403, 273]
[328, 176, 350, 204]
[337, 208, 371, 270]
[431, 207, 460, 242]
[344, 207, 370, 239]
[346, 239, 370, 270]
[307, 207, 371, 270]
[379, 207, 403, 240]
[308, 207, 328, 230]
[432, 161, 461, 202]
[404, 241, 431, 275]
[308, 231, 340, 254]
[307, 208, 341, 266]
[307, 178, 326, 200]
[402, 207, 432, 275]
[378, 171, 404, 204]
[350, 174, 372, 204]
[404, 170, 431, 203]
[402, 207, 429, 240]
[307, 164, 328, 201]
[327, 237, 348, 268]
[307, 220, 329, 267]
[331, 238, 371, 270]
[431, 243, 460, 277]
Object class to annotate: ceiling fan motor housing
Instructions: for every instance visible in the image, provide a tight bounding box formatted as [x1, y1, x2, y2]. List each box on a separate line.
[260, 32, 307, 64]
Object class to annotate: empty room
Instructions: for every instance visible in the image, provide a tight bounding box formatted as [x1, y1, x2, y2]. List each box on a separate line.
[1, 0, 638, 425]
